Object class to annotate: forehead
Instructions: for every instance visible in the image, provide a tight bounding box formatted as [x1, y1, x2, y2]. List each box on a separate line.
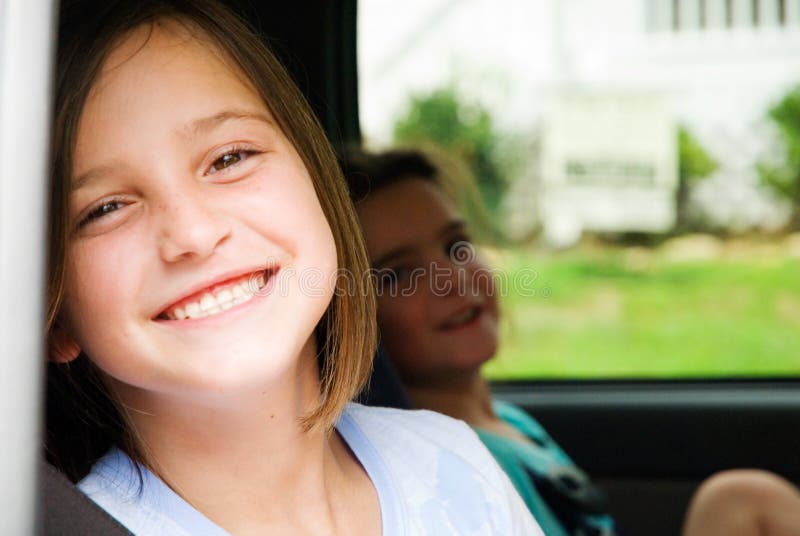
[355, 178, 459, 258]
[73, 20, 267, 175]
[93, 19, 254, 104]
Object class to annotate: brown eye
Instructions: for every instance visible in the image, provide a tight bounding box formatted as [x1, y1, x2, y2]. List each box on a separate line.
[79, 199, 126, 228]
[211, 152, 242, 171]
[207, 148, 260, 176]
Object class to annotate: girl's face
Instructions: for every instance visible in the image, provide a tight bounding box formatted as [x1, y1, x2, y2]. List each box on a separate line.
[56, 23, 337, 402]
[355, 178, 499, 386]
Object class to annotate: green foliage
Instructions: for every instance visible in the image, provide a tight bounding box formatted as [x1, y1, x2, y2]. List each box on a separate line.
[675, 126, 718, 230]
[678, 126, 718, 184]
[483, 248, 800, 379]
[393, 87, 506, 215]
[758, 85, 800, 214]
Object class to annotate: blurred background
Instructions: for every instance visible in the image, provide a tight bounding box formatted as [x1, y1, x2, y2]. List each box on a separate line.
[357, 0, 800, 380]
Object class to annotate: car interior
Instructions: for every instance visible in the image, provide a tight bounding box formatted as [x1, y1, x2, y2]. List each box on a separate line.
[14, 1, 799, 534]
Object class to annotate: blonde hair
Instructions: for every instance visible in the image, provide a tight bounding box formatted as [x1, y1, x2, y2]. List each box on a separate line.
[47, 0, 375, 479]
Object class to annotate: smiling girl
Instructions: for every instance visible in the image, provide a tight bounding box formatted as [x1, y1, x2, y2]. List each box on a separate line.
[44, 1, 541, 534]
[342, 147, 800, 536]
[343, 148, 619, 536]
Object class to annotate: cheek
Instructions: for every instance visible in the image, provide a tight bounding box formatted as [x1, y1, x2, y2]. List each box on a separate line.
[232, 186, 336, 331]
[376, 294, 427, 333]
[64, 240, 131, 319]
[480, 277, 500, 318]
[239, 169, 336, 271]
[375, 295, 431, 360]
[470, 261, 499, 305]
[60, 225, 152, 355]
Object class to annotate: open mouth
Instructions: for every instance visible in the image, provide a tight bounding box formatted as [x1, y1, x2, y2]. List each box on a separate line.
[156, 268, 277, 321]
[439, 306, 481, 330]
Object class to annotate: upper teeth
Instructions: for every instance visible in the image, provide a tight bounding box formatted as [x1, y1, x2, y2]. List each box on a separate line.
[166, 271, 267, 320]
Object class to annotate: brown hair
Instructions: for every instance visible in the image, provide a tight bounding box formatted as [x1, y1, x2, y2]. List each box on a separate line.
[342, 147, 441, 202]
[47, 0, 375, 481]
[341, 145, 501, 243]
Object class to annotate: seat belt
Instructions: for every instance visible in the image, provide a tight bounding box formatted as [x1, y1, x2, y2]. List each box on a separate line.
[40, 461, 132, 535]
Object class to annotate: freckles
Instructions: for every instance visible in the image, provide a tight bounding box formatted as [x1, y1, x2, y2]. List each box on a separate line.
[67, 237, 130, 308]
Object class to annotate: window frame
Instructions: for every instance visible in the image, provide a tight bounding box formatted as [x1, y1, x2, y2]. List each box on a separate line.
[0, 0, 55, 533]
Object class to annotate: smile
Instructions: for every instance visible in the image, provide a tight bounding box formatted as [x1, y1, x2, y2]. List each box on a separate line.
[440, 306, 481, 330]
[157, 268, 276, 321]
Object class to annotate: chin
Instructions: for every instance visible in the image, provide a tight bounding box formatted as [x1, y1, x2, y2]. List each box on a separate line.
[468, 350, 497, 370]
[447, 334, 498, 364]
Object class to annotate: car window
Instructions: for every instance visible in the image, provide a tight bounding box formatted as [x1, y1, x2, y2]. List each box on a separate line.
[358, 0, 800, 380]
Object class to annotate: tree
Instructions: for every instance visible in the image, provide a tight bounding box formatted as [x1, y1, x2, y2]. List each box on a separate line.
[679, 126, 718, 185]
[393, 87, 507, 216]
[758, 85, 800, 228]
[677, 125, 718, 229]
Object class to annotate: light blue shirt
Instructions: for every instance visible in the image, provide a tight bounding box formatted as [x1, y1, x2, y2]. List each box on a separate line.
[79, 403, 542, 535]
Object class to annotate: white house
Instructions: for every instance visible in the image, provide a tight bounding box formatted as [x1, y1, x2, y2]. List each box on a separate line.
[359, 0, 800, 235]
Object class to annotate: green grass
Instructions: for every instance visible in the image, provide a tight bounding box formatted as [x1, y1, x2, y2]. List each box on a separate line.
[482, 248, 800, 380]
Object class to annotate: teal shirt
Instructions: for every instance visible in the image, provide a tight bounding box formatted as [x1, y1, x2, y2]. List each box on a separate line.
[474, 400, 618, 536]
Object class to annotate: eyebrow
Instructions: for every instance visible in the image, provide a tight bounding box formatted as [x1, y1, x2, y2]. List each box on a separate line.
[372, 219, 467, 268]
[71, 163, 124, 193]
[180, 108, 274, 140]
[71, 108, 275, 192]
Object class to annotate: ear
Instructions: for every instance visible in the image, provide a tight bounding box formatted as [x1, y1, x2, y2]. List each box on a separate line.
[49, 326, 81, 364]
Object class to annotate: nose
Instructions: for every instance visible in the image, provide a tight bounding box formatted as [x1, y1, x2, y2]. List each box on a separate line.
[430, 252, 467, 298]
[155, 188, 231, 263]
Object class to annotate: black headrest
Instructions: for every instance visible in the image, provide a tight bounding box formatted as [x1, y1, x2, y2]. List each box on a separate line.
[357, 346, 414, 410]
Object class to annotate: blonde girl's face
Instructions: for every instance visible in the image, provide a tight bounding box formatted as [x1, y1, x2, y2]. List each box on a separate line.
[56, 23, 337, 403]
[356, 178, 500, 387]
